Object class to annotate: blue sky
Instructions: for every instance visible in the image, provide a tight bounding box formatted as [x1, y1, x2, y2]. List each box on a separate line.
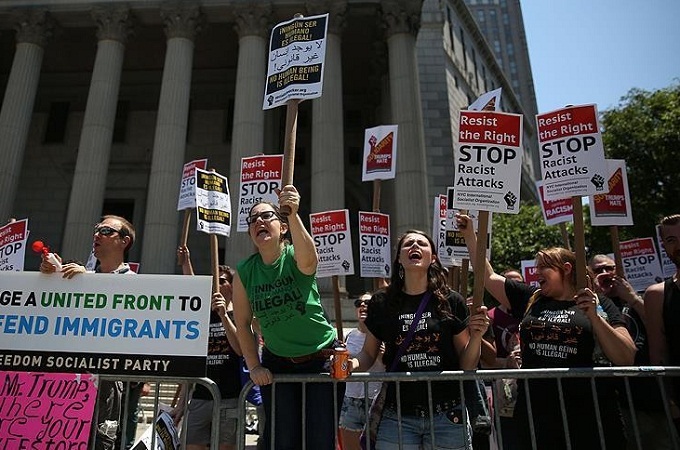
[521, 0, 680, 114]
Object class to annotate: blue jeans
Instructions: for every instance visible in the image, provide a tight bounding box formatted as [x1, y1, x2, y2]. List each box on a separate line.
[376, 407, 471, 450]
[260, 347, 340, 450]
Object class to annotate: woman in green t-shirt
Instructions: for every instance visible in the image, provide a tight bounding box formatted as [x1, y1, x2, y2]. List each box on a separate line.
[233, 185, 337, 450]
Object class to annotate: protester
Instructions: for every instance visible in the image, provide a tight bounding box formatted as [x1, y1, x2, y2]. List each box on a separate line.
[646, 214, 680, 436]
[349, 229, 489, 449]
[457, 213, 635, 450]
[40, 215, 137, 450]
[232, 186, 338, 450]
[171, 246, 241, 450]
[339, 293, 385, 450]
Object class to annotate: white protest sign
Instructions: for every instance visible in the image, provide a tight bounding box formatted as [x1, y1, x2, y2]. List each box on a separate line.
[0, 219, 28, 272]
[132, 411, 180, 450]
[263, 13, 329, 110]
[536, 104, 609, 200]
[238, 155, 283, 232]
[310, 209, 354, 278]
[620, 237, 664, 293]
[362, 125, 398, 181]
[589, 159, 633, 226]
[195, 169, 231, 237]
[445, 187, 492, 262]
[0, 272, 211, 377]
[358, 212, 391, 278]
[656, 224, 677, 279]
[434, 194, 455, 268]
[520, 260, 541, 289]
[176, 159, 208, 211]
[536, 180, 573, 226]
[454, 110, 523, 213]
[469, 87, 502, 112]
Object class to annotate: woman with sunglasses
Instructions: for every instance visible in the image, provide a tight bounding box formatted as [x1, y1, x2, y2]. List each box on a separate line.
[456, 214, 635, 450]
[349, 230, 489, 449]
[233, 185, 337, 450]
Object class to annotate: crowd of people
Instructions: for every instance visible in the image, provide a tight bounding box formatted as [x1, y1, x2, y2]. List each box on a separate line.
[36, 188, 680, 450]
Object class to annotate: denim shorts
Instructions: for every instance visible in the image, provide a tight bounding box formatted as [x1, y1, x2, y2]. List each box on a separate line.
[339, 396, 369, 432]
[375, 406, 471, 450]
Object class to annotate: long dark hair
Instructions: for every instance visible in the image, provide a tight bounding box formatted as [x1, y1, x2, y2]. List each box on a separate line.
[387, 229, 453, 319]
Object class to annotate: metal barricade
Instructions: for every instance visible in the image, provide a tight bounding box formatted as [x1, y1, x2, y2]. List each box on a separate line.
[94, 374, 221, 450]
[236, 367, 680, 450]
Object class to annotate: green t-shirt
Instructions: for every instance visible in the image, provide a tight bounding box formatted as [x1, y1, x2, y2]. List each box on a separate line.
[237, 245, 336, 357]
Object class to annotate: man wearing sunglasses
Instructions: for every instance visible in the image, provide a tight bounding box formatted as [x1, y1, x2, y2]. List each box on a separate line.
[40, 214, 140, 450]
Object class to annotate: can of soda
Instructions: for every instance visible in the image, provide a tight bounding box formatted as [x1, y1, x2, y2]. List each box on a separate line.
[331, 346, 350, 380]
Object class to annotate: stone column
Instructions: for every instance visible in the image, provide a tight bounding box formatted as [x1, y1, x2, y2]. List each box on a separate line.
[224, 4, 270, 266]
[382, 1, 429, 235]
[307, 2, 348, 296]
[0, 10, 52, 222]
[61, 6, 131, 260]
[141, 4, 202, 273]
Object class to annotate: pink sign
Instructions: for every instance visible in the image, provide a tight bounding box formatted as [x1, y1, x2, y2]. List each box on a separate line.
[0, 371, 97, 448]
[536, 181, 573, 226]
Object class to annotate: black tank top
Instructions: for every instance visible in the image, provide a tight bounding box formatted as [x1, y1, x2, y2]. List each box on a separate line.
[662, 277, 680, 365]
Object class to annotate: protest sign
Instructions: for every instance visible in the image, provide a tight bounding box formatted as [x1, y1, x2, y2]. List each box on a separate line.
[358, 212, 391, 278]
[445, 187, 492, 261]
[453, 110, 523, 213]
[131, 411, 180, 450]
[237, 155, 283, 232]
[195, 169, 231, 237]
[589, 159, 633, 226]
[0, 371, 98, 449]
[468, 88, 502, 112]
[362, 125, 398, 181]
[310, 210, 354, 278]
[520, 260, 540, 288]
[656, 224, 676, 279]
[263, 13, 328, 110]
[536, 180, 573, 226]
[434, 194, 455, 267]
[0, 272, 211, 377]
[536, 104, 609, 200]
[0, 218, 28, 271]
[620, 237, 664, 292]
[176, 159, 208, 211]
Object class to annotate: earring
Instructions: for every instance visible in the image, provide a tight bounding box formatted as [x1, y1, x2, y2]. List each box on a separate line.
[399, 264, 404, 280]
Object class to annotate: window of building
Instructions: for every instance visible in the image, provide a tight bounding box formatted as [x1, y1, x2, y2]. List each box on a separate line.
[460, 29, 468, 71]
[471, 47, 479, 88]
[446, 6, 456, 50]
[112, 101, 129, 143]
[44, 101, 70, 144]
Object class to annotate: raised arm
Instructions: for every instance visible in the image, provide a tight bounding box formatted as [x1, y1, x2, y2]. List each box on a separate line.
[279, 185, 318, 275]
[456, 214, 510, 308]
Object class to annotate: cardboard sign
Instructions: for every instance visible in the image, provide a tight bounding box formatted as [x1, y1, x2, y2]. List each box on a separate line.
[195, 169, 231, 237]
[468, 87, 502, 112]
[454, 110, 524, 213]
[0, 218, 28, 272]
[536, 180, 573, 226]
[176, 159, 208, 211]
[589, 159, 633, 226]
[358, 212, 391, 278]
[310, 210, 354, 278]
[536, 104, 609, 200]
[362, 125, 398, 181]
[0, 272, 212, 377]
[620, 237, 664, 292]
[656, 224, 677, 279]
[0, 371, 98, 448]
[131, 411, 180, 450]
[237, 155, 283, 232]
[263, 13, 329, 110]
[445, 187, 492, 262]
[520, 260, 541, 288]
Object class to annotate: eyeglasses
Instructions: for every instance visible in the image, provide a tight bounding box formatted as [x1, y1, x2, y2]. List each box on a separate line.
[354, 299, 368, 308]
[593, 264, 616, 275]
[246, 210, 280, 225]
[94, 226, 126, 237]
[219, 277, 228, 285]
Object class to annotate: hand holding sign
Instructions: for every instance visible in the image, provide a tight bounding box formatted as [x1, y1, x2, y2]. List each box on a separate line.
[277, 185, 301, 217]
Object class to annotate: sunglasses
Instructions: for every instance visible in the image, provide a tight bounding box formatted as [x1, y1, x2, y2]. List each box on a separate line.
[246, 210, 280, 225]
[593, 264, 616, 275]
[94, 226, 126, 237]
[354, 299, 368, 308]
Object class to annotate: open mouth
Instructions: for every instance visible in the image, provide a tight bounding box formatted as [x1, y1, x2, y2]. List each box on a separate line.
[256, 227, 269, 237]
[408, 251, 422, 261]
